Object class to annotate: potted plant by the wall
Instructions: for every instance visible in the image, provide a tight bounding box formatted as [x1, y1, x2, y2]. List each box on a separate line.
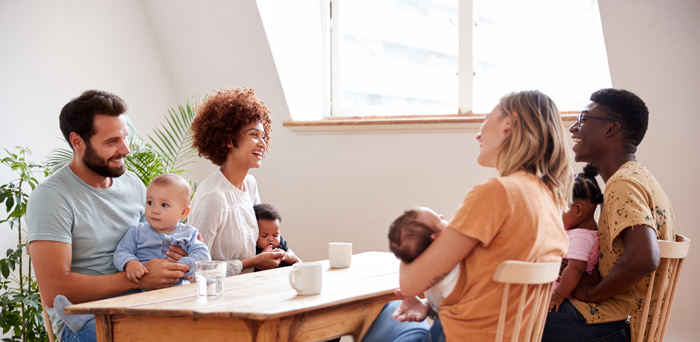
[0, 146, 52, 342]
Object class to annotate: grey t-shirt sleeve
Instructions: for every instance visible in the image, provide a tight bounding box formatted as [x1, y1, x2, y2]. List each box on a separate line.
[27, 184, 73, 244]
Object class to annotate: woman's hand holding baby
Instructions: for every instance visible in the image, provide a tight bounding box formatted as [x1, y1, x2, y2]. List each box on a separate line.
[254, 250, 286, 270]
[261, 245, 300, 265]
[125, 260, 149, 283]
[392, 289, 430, 323]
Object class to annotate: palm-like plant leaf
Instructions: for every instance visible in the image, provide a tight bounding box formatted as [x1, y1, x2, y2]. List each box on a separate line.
[44, 143, 74, 174]
[148, 97, 201, 174]
[125, 149, 168, 187]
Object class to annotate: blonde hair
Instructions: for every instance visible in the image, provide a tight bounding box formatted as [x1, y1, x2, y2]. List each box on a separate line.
[148, 173, 193, 206]
[497, 90, 573, 212]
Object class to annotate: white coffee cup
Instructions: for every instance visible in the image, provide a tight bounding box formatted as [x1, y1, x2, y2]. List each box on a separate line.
[328, 242, 352, 268]
[288, 262, 322, 295]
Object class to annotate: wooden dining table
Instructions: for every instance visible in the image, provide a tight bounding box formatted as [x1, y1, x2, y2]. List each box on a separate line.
[67, 251, 401, 342]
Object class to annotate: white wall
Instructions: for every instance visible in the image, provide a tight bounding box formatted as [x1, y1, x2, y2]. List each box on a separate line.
[0, 0, 697, 340]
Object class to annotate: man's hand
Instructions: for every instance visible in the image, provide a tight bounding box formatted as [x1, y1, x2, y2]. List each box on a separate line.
[166, 245, 189, 262]
[138, 258, 189, 290]
[254, 250, 285, 270]
[125, 260, 149, 283]
[392, 289, 430, 323]
[571, 267, 601, 301]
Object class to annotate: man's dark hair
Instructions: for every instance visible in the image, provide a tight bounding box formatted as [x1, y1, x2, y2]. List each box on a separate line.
[254, 203, 282, 222]
[59, 90, 127, 149]
[590, 88, 649, 147]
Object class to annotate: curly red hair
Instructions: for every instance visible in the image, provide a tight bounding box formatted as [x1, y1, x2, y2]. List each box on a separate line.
[191, 87, 273, 166]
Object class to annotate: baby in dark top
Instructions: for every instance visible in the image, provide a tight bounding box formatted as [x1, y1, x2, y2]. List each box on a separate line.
[253, 204, 301, 271]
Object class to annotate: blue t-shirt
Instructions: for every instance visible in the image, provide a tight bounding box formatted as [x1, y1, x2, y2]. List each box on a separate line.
[27, 165, 146, 336]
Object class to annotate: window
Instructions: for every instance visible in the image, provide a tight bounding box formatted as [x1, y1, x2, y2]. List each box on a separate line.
[330, 0, 611, 118]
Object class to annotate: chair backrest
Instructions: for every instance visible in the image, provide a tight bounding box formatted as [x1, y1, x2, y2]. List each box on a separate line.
[492, 260, 561, 342]
[636, 234, 690, 342]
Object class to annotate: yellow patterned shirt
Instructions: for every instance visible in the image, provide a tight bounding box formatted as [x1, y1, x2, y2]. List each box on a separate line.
[570, 162, 675, 342]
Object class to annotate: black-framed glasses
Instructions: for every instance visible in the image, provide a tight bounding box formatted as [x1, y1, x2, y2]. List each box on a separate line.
[576, 113, 616, 128]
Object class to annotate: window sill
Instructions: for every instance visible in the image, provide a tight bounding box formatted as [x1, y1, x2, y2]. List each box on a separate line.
[283, 113, 578, 135]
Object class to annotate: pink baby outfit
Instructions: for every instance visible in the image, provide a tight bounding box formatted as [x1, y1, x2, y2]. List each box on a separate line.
[555, 228, 599, 289]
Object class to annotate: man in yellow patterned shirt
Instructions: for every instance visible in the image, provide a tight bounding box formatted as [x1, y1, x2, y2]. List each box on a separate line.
[543, 88, 675, 342]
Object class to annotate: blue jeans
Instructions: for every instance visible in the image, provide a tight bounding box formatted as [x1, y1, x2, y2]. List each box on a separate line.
[61, 317, 96, 342]
[542, 300, 630, 342]
[362, 300, 443, 342]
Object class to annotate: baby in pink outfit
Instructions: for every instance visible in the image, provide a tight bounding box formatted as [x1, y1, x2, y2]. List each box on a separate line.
[550, 163, 603, 312]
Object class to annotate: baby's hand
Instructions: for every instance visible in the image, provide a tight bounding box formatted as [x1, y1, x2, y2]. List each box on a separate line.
[263, 245, 275, 253]
[549, 290, 564, 312]
[125, 260, 149, 283]
[284, 252, 299, 264]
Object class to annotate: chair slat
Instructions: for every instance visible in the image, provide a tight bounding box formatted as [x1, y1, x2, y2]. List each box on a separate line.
[512, 285, 527, 342]
[534, 282, 553, 341]
[495, 284, 510, 342]
[659, 258, 684, 342]
[523, 284, 542, 340]
[634, 234, 690, 342]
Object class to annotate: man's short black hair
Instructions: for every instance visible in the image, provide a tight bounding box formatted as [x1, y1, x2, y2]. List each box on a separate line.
[590, 88, 649, 147]
[59, 90, 127, 149]
[254, 203, 282, 222]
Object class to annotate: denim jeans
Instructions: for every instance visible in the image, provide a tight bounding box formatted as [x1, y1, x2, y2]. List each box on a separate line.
[542, 300, 630, 342]
[426, 315, 446, 342]
[362, 300, 439, 342]
[60, 317, 97, 342]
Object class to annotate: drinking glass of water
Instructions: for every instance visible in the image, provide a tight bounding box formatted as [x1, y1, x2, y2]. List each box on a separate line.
[195, 261, 226, 298]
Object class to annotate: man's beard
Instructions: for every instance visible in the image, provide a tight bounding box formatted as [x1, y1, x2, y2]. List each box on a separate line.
[83, 142, 127, 178]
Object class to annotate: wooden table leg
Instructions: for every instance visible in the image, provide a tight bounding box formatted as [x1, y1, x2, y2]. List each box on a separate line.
[94, 314, 113, 342]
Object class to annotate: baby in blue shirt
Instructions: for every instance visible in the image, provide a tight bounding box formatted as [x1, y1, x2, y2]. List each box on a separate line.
[55, 173, 210, 332]
[112, 173, 210, 284]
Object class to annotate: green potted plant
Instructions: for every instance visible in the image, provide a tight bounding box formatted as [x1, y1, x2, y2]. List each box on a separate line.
[0, 146, 52, 342]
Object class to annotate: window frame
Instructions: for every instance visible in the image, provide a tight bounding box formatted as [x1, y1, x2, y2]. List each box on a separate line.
[328, 0, 473, 119]
[282, 0, 597, 133]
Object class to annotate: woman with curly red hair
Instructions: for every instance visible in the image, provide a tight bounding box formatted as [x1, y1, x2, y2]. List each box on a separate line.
[187, 87, 285, 276]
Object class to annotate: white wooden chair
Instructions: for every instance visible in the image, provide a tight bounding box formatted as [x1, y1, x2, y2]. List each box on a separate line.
[493, 260, 560, 342]
[39, 289, 56, 342]
[636, 234, 690, 342]
[28, 244, 55, 342]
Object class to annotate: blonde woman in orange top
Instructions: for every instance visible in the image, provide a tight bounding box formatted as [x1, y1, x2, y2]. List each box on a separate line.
[363, 90, 572, 342]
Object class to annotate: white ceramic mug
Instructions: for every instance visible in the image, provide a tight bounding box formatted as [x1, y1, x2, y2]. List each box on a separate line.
[328, 242, 352, 268]
[288, 262, 322, 295]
